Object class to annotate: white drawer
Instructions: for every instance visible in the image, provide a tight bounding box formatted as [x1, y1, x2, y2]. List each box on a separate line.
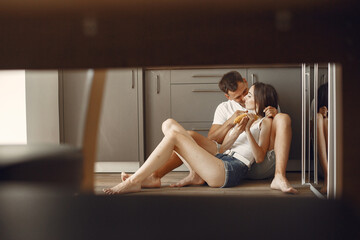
[180, 122, 213, 138]
[171, 68, 247, 84]
[171, 84, 226, 122]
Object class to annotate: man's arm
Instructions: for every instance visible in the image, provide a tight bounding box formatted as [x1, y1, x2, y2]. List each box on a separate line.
[208, 110, 245, 143]
[218, 117, 248, 153]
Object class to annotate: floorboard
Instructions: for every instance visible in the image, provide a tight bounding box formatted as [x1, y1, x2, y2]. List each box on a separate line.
[95, 172, 323, 198]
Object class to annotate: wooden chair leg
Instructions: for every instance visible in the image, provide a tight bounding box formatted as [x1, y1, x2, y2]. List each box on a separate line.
[81, 70, 107, 193]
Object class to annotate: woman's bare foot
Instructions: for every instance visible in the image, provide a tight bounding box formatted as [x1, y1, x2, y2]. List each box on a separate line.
[103, 178, 141, 195]
[170, 172, 205, 187]
[320, 183, 327, 194]
[121, 172, 161, 188]
[270, 175, 298, 194]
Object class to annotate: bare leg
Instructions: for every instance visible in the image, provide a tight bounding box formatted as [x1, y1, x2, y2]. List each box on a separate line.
[324, 117, 328, 151]
[120, 150, 182, 188]
[317, 113, 328, 194]
[170, 131, 218, 187]
[103, 119, 225, 194]
[269, 113, 298, 194]
[122, 131, 217, 187]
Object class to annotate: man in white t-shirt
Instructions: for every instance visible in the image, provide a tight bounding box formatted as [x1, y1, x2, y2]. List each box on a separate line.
[122, 71, 297, 193]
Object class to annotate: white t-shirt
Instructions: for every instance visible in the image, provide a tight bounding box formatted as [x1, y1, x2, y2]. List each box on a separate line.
[212, 100, 248, 125]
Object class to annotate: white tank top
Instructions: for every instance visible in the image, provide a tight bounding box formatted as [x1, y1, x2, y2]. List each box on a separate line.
[227, 117, 265, 165]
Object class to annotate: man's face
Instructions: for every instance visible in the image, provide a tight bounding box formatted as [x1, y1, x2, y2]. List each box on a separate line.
[225, 80, 249, 107]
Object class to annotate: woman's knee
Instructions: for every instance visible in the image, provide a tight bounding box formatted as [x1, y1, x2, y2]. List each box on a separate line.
[164, 128, 180, 143]
[317, 113, 324, 122]
[162, 118, 177, 134]
[273, 113, 291, 127]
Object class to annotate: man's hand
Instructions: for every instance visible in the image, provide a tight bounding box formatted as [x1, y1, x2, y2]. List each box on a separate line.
[229, 110, 247, 125]
[263, 106, 278, 118]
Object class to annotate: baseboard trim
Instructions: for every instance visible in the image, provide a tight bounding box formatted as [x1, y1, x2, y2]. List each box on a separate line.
[286, 159, 301, 171]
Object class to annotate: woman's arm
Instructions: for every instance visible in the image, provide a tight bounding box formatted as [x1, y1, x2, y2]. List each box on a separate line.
[245, 116, 272, 163]
[218, 117, 249, 153]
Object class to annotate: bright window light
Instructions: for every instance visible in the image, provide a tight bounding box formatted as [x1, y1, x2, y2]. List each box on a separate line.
[0, 70, 27, 144]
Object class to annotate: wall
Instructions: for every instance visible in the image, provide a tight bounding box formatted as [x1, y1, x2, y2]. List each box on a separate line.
[0, 70, 27, 144]
[25, 70, 60, 144]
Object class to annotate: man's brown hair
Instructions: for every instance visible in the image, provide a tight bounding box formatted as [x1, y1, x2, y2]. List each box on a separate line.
[218, 71, 244, 94]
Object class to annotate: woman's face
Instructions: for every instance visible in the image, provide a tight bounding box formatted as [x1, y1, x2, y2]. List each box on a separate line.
[244, 86, 257, 111]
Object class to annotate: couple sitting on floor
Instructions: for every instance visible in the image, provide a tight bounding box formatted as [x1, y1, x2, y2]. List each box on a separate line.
[104, 71, 298, 194]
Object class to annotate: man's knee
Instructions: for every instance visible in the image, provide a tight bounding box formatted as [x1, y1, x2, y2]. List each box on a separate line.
[187, 130, 197, 137]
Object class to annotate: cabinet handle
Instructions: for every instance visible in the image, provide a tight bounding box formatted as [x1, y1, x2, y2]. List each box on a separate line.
[192, 74, 223, 78]
[156, 75, 160, 94]
[251, 74, 256, 85]
[191, 128, 210, 131]
[191, 89, 221, 92]
[131, 70, 135, 89]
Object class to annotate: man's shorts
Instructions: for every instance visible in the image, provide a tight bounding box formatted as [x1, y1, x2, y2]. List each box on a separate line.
[245, 150, 276, 180]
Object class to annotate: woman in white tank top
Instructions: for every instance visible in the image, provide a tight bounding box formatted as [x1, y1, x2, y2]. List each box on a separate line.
[104, 83, 278, 194]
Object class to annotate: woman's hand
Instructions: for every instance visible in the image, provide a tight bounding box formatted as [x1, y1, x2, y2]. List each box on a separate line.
[234, 116, 248, 135]
[263, 106, 278, 118]
[319, 106, 328, 118]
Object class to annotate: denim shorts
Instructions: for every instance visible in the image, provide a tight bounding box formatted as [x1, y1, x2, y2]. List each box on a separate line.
[246, 150, 276, 180]
[216, 153, 249, 188]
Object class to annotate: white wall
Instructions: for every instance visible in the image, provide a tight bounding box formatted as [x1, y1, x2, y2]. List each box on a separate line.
[0, 70, 27, 144]
[25, 70, 60, 144]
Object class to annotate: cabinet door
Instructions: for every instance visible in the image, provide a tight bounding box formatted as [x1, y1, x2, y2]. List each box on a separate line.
[247, 68, 302, 169]
[171, 68, 247, 84]
[180, 122, 213, 138]
[97, 69, 139, 162]
[171, 84, 226, 122]
[144, 70, 171, 158]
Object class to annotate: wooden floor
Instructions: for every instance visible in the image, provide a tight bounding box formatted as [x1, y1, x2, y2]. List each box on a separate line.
[95, 171, 324, 198]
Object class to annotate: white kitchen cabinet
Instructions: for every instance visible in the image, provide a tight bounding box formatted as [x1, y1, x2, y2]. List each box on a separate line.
[144, 68, 244, 158]
[170, 84, 224, 122]
[144, 70, 171, 159]
[61, 68, 143, 171]
[96, 69, 143, 164]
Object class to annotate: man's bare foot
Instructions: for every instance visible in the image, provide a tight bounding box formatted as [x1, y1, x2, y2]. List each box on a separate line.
[170, 172, 205, 187]
[270, 175, 298, 194]
[121, 172, 161, 188]
[103, 178, 141, 195]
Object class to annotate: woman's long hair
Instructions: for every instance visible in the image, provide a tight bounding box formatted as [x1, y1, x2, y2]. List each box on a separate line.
[253, 82, 278, 117]
[317, 83, 328, 112]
